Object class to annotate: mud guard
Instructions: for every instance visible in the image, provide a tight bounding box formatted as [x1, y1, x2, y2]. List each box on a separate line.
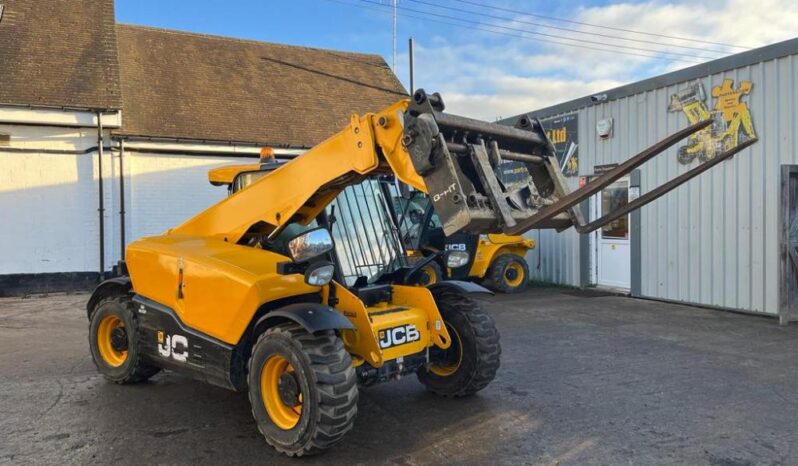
[428, 280, 493, 296]
[254, 303, 355, 335]
[86, 276, 132, 318]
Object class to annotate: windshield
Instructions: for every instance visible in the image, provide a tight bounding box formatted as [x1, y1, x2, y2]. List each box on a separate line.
[327, 179, 406, 287]
[231, 170, 269, 194]
[227, 170, 406, 287]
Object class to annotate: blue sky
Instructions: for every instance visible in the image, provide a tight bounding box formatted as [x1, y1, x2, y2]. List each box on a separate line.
[116, 0, 798, 119]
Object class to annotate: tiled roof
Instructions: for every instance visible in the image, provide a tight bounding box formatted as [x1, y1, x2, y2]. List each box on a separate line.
[0, 0, 122, 109]
[115, 25, 407, 147]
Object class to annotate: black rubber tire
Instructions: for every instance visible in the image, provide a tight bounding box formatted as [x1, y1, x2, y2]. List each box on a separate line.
[417, 260, 443, 286]
[485, 254, 529, 294]
[247, 323, 357, 457]
[417, 288, 501, 397]
[88, 296, 161, 384]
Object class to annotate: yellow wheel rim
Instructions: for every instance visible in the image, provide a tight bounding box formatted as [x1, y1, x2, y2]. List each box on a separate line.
[260, 355, 302, 430]
[429, 324, 462, 377]
[96, 315, 128, 367]
[504, 262, 525, 287]
[420, 265, 438, 286]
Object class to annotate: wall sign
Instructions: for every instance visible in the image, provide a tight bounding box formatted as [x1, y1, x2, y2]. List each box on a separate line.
[593, 163, 618, 175]
[668, 79, 756, 165]
[541, 113, 579, 177]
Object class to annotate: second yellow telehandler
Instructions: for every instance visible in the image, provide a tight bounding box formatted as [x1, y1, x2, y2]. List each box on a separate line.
[388, 186, 535, 292]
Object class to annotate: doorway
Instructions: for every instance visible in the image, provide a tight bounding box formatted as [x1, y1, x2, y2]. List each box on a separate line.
[594, 177, 631, 290]
[780, 165, 798, 325]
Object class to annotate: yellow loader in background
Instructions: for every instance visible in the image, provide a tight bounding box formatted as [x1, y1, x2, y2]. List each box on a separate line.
[387, 186, 535, 292]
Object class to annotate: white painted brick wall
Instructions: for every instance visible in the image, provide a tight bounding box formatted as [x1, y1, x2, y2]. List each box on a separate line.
[0, 124, 105, 274]
[126, 152, 251, 242]
[0, 121, 252, 274]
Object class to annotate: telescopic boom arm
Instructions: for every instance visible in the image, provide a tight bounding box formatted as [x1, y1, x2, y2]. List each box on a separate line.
[170, 90, 756, 245]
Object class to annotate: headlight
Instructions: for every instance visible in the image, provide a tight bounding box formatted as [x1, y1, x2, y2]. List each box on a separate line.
[446, 251, 470, 268]
[305, 262, 335, 286]
[287, 228, 334, 262]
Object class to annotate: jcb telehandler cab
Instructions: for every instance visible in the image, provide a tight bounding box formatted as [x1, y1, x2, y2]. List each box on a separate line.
[86, 90, 755, 456]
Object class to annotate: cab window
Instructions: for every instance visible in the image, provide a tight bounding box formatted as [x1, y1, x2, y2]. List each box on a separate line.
[231, 170, 269, 194]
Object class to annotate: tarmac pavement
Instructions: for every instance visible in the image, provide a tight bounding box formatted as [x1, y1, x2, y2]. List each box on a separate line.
[1, 287, 796, 465]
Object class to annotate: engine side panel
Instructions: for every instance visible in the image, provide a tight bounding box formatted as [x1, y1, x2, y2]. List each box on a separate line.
[126, 235, 321, 345]
[133, 295, 243, 391]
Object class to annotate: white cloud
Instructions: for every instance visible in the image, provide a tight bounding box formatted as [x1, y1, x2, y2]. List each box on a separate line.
[403, 0, 798, 120]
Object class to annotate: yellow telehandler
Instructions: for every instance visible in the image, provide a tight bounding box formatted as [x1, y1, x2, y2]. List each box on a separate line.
[86, 90, 755, 456]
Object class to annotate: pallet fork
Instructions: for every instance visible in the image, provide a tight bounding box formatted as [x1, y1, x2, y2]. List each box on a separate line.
[403, 90, 757, 237]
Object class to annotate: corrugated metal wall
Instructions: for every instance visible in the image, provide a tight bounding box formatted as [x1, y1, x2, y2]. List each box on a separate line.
[528, 53, 796, 315]
[523, 177, 582, 287]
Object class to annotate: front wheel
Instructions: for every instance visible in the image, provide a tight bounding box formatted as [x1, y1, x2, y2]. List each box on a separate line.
[247, 324, 358, 457]
[418, 288, 501, 397]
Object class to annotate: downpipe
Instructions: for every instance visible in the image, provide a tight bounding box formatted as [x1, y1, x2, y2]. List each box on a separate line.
[97, 111, 105, 281]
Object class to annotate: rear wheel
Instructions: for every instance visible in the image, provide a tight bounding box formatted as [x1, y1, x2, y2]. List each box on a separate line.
[247, 324, 357, 457]
[88, 296, 160, 384]
[418, 288, 501, 397]
[485, 254, 529, 293]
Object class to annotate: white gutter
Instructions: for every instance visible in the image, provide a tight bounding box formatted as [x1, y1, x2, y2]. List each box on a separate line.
[120, 139, 305, 157]
[0, 105, 121, 128]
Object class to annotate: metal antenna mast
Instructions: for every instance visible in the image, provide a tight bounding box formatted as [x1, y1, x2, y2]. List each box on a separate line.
[391, 0, 397, 71]
[408, 37, 414, 94]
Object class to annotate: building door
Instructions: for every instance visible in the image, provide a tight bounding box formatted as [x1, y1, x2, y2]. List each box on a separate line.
[780, 165, 798, 325]
[595, 177, 631, 289]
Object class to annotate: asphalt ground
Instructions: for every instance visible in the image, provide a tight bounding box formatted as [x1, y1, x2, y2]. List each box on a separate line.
[1, 288, 796, 465]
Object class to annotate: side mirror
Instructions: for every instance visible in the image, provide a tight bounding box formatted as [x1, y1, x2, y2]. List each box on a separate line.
[287, 228, 334, 263]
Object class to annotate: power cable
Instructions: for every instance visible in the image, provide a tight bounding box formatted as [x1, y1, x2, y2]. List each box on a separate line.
[407, 0, 731, 56]
[357, 0, 713, 61]
[323, 0, 703, 63]
[449, 0, 751, 50]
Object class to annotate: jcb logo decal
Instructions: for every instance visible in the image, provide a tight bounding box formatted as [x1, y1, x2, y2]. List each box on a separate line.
[157, 331, 189, 362]
[379, 324, 421, 349]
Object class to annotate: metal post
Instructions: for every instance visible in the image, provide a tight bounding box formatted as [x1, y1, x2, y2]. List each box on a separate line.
[119, 138, 126, 260]
[392, 0, 397, 71]
[408, 37, 414, 94]
[97, 111, 105, 279]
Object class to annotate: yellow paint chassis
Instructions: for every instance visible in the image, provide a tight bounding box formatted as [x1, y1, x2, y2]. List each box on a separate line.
[126, 234, 451, 367]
